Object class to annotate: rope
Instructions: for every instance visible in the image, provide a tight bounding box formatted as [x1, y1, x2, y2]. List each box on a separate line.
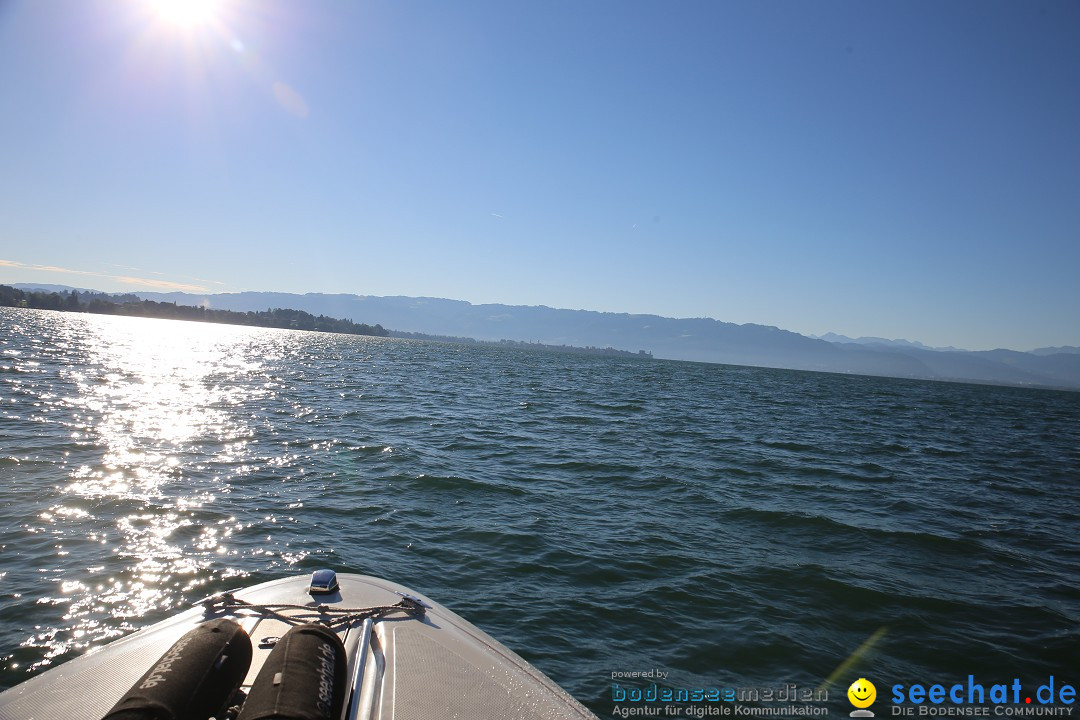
[201, 592, 426, 629]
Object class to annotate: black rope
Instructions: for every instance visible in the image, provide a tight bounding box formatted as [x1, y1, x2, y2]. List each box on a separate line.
[201, 592, 426, 629]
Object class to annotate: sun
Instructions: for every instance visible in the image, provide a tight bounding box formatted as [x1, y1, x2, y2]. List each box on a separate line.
[147, 0, 221, 27]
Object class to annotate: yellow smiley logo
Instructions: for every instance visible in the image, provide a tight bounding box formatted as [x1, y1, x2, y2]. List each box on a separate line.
[847, 678, 877, 709]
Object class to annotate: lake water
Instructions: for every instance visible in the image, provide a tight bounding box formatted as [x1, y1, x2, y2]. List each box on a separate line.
[1, 308, 1077, 717]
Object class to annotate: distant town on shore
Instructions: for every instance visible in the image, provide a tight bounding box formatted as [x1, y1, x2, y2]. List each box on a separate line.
[390, 330, 651, 359]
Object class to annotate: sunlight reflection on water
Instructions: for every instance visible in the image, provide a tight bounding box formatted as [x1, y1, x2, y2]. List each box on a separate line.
[13, 314, 287, 670]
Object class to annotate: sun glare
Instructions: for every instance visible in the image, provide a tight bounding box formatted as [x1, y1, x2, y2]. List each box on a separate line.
[148, 0, 220, 27]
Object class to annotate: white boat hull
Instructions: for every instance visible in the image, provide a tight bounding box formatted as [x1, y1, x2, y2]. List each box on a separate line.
[0, 573, 597, 720]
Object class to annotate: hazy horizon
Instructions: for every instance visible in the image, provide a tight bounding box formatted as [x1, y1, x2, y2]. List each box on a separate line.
[6, 279, 1078, 356]
[2, 1, 1077, 351]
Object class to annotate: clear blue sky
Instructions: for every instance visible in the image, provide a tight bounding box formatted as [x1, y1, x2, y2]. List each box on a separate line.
[1, 0, 1077, 351]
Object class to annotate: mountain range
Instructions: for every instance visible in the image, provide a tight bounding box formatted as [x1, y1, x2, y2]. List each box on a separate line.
[12, 285, 1080, 390]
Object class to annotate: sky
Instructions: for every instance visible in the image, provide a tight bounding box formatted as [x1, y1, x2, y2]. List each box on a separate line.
[1, 0, 1077, 351]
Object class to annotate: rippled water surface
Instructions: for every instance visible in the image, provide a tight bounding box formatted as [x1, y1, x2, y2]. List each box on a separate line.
[1, 309, 1077, 716]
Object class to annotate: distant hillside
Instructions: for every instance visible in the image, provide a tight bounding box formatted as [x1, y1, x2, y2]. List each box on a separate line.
[11, 284, 1076, 390]
[815, 333, 964, 353]
[1031, 346, 1080, 356]
[2, 285, 388, 337]
[115, 289, 1080, 391]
